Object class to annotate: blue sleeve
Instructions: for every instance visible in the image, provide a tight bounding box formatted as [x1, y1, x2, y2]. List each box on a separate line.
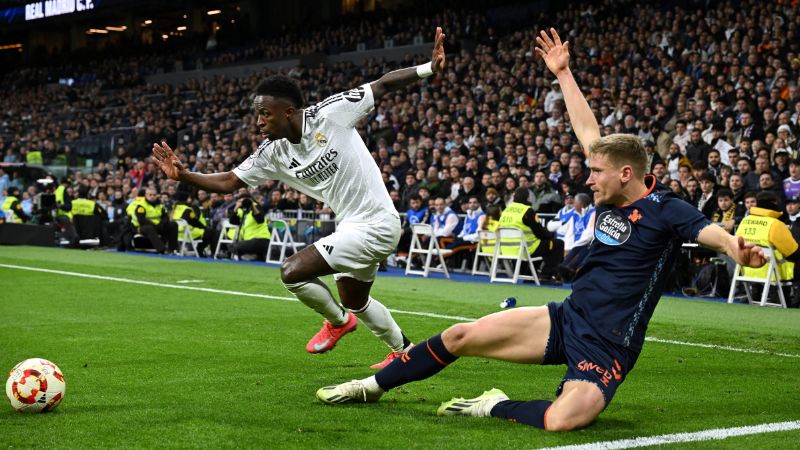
[663, 196, 713, 242]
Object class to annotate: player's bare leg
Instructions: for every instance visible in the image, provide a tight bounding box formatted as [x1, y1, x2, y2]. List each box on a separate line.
[543, 381, 605, 431]
[317, 307, 550, 406]
[337, 276, 412, 368]
[280, 245, 356, 353]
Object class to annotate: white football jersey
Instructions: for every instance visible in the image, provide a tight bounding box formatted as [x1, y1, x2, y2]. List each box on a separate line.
[233, 83, 397, 223]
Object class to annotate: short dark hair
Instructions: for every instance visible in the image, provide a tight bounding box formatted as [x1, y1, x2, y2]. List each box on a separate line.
[756, 191, 780, 211]
[254, 75, 304, 107]
[716, 188, 733, 199]
[513, 187, 530, 204]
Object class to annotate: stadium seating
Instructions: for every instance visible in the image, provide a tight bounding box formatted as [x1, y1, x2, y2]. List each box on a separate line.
[489, 228, 542, 285]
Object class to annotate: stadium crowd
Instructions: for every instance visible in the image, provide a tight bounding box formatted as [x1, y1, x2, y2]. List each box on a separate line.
[3, 0, 800, 297]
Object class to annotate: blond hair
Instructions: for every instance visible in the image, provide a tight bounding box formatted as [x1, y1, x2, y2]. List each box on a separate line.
[589, 134, 647, 177]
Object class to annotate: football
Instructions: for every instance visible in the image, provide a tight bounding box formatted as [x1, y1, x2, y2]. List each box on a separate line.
[5, 358, 66, 413]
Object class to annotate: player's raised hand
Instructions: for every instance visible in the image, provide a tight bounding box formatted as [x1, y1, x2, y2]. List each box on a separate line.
[151, 140, 185, 181]
[535, 28, 570, 76]
[432, 27, 446, 73]
[735, 236, 768, 268]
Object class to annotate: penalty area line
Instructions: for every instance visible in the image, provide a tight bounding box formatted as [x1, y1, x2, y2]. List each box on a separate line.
[537, 420, 800, 450]
[1, 263, 798, 359]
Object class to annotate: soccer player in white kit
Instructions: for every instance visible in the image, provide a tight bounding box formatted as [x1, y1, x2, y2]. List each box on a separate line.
[152, 27, 446, 369]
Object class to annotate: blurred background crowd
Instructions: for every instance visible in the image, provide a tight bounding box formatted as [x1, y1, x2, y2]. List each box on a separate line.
[3, 0, 800, 296]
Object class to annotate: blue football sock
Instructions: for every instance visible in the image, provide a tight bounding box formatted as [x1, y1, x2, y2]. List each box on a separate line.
[490, 400, 553, 429]
[375, 334, 457, 391]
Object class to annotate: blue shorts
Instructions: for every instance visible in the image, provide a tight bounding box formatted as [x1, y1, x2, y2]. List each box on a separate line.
[543, 301, 640, 405]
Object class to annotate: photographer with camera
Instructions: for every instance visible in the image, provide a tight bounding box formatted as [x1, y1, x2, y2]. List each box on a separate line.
[127, 187, 178, 254]
[229, 192, 270, 261]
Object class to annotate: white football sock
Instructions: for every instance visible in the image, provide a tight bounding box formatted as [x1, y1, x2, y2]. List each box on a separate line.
[350, 296, 404, 352]
[283, 278, 347, 325]
[361, 375, 384, 395]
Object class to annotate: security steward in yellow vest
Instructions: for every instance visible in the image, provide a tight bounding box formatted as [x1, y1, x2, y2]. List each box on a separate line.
[229, 196, 271, 260]
[171, 190, 210, 256]
[68, 184, 108, 246]
[128, 187, 178, 254]
[479, 205, 502, 255]
[2, 187, 31, 223]
[498, 187, 565, 281]
[54, 180, 73, 220]
[735, 191, 800, 306]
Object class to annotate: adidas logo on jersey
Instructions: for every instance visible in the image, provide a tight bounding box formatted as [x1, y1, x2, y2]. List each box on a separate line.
[289, 158, 301, 169]
[322, 244, 334, 254]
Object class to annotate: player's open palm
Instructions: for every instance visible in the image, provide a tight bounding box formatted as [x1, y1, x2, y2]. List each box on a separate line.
[432, 27, 446, 72]
[152, 141, 184, 181]
[535, 28, 570, 76]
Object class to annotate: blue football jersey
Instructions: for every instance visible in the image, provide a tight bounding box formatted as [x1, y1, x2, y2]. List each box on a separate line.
[568, 175, 712, 352]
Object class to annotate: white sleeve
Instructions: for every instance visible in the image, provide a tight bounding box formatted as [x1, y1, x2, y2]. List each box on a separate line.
[310, 84, 375, 128]
[232, 141, 279, 187]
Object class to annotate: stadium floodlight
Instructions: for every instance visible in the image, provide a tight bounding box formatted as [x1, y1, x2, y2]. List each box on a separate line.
[161, 34, 168, 40]
[106, 26, 127, 32]
[177, 26, 187, 31]
[207, 10, 221, 15]
[86, 29, 108, 34]
[143, 19, 152, 25]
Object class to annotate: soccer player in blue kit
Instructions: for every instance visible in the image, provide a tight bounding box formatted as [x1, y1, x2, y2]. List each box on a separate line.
[315, 29, 768, 431]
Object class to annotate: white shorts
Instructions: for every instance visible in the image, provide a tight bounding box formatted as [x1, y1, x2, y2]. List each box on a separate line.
[314, 214, 401, 283]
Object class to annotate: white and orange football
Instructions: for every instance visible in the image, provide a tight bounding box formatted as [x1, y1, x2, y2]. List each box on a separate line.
[5, 358, 65, 413]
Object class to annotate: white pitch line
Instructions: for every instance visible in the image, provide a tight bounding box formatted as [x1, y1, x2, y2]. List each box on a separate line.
[646, 337, 800, 359]
[1, 263, 798, 359]
[537, 420, 800, 450]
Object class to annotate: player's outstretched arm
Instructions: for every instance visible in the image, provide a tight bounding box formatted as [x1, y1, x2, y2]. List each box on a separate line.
[697, 224, 767, 268]
[369, 27, 445, 98]
[151, 141, 246, 194]
[535, 28, 600, 156]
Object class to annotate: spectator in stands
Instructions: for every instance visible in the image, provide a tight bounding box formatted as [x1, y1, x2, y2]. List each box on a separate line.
[397, 193, 429, 257]
[482, 187, 503, 210]
[711, 189, 743, 233]
[431, 196, 460, 247]
[447, 196, 484, 254]
[696, 173, 718, 219]
[528, 170, 561, 214]
[783, 159, 800, 200]
[736, 158, 759, 193]
[557, 193, 595, 282]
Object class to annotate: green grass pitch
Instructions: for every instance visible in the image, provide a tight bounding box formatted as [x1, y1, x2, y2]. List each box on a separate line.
[1, 246, 799, 448]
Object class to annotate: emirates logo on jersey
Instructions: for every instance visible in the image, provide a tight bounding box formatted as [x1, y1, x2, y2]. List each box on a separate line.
[294, 148, 340, 184]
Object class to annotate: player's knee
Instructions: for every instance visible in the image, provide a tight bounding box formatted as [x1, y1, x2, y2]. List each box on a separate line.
[544, 412, 580, 432]
[280, 259, 299, 285]
[441, 322, 474, 355]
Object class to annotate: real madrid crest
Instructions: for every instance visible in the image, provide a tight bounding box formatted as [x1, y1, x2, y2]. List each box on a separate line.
[315, 132, 328, 147]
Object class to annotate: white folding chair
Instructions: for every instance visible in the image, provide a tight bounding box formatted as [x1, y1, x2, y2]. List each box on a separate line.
[728, 246, 789, 308]
[3, 209, 16, 223]
[266, 220, 306, 264]
[490, 227, 542, 284]
[471, 230, 497, 276]
[405, 223, 450, 278]
[214, 219, 240, 260]
[175, 219, 201, 257]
